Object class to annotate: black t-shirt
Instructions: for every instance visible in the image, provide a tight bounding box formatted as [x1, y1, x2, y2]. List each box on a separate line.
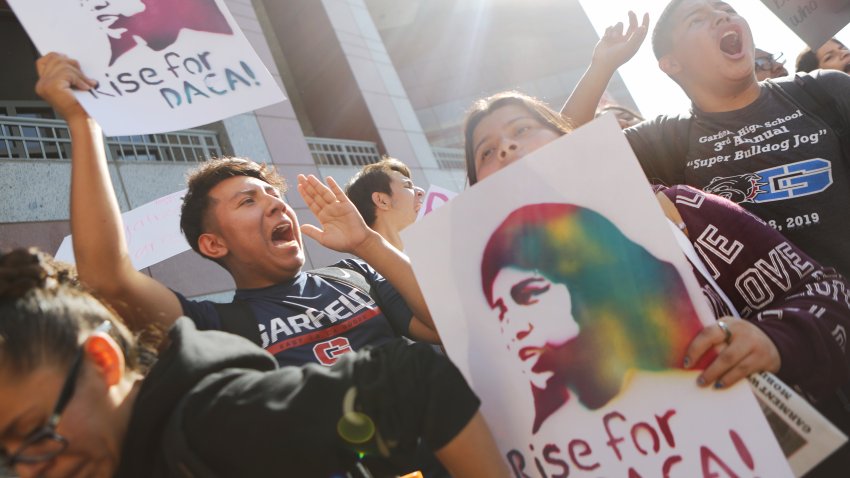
[626, 71, 850, 277]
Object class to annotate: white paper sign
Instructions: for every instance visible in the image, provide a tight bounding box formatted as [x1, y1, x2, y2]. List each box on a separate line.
[403, 115, 793, 477]
[8, 0, 285, 136]
[761, 0, 850, 49]
[415, 185, 458, 221]
[56, 189, 189, 270]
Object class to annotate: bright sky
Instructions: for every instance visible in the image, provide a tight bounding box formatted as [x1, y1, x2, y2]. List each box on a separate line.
[577, 0, 850, 118]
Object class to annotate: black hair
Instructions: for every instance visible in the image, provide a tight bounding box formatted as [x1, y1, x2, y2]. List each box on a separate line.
[0, 248, 153, 376]
[652, 0, 689, 60]
[345, 157, 412, 227]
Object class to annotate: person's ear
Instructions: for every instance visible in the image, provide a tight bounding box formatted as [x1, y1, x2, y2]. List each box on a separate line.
[659, 55, 682, 76]
[198, 233, 228, 259]
[371, 192, 391, 210]
[84, 333, 125, 387]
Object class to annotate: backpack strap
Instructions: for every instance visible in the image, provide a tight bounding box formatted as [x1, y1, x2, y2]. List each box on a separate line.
[310, 261, 384, 311]
[212, 301, 262, 346]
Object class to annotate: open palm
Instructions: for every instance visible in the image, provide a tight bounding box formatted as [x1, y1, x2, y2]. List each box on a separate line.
[297, 174, 370, 253]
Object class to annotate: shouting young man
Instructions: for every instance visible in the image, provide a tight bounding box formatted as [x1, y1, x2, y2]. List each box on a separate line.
[35, 52, 440, 368]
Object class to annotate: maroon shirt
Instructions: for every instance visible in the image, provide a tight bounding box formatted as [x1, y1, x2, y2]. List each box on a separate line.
[659, 185, 850, 407]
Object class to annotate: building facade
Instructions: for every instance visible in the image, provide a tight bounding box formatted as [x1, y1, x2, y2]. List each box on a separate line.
[0, 0, 636, 299]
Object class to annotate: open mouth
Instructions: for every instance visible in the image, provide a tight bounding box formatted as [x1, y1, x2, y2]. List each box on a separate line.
[719, 30, 743, 57]
[96, 14, 119, 23]
[271, 223, 294, 246]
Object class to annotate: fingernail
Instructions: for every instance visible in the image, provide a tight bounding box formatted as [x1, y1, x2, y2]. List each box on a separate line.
[683, 357, 690, 368]
[714, 381, 724, 389]
[696, 376, 705, 386]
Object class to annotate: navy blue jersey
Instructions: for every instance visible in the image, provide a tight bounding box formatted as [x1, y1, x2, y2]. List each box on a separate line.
[176, 259, 413, 367]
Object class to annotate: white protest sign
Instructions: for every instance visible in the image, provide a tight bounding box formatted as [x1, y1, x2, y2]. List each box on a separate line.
[761, 0, 850, 49]
[415, 185, 458, 221]
[8, 0, 285, 136]
[56, 189, 189, 270]
[403, 115, 792, 477]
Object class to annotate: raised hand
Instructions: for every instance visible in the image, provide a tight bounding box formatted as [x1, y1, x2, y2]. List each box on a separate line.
[297, 174, 374, 254]
[684, 317, 781, 389]
[34, 53, 97, 121]
[592, 11, 649, 71]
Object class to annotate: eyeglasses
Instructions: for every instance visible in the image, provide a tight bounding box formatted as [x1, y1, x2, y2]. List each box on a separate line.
[1, 321, 112, 468]
[755, 52, 785, 71]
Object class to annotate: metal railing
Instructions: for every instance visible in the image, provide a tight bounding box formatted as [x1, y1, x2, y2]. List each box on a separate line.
[432, 146, 465, 170]
[306, 137, 382, 167]
[0, 116, 222, 162]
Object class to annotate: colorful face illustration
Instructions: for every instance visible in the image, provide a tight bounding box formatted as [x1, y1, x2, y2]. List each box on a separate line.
[79, 0, 234, 65]
[481, 203, 703, 433]
[490, 268, 579, 388]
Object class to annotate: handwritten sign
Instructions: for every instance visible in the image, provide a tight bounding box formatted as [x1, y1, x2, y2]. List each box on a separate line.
[8, 0, 285, 136]
[761, 0, 850, 49]
[415, 185, 458, 221]
[56, 189, 189, 270]
[403, 115, 792, 476]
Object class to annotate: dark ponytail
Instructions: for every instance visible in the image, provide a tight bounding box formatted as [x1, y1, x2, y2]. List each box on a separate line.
[0, 248, 155, 376]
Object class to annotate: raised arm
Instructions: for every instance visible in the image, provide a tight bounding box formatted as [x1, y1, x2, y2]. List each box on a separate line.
[296, 174, 437, 341]
[35, 53, 182, 331]
[559, 11, 648, 126]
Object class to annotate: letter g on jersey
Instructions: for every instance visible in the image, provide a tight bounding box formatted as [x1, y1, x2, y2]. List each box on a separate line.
[758, 158, 832, 202]
[313, 337, 353, 365]
[703, 158, 832, 204]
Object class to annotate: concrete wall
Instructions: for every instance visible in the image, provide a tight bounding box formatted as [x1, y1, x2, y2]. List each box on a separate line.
[367, 0, 638, 147]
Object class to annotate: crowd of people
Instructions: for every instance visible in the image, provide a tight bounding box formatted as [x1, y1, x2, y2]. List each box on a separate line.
[2, 0, 850, 476]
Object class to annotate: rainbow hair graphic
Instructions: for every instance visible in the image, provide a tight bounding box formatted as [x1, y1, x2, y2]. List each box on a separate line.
[481, 203, 704, 432]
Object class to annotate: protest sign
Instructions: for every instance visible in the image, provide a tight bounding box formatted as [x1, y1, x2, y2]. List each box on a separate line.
[760, 0, 850, 49]
[56, 188, 189, 270]
[8, 0, 285, 136]
[403, 115, 793, 477]
[415, 185, 458, 221]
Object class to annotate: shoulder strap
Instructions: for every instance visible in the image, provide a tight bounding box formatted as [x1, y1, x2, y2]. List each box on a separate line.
[310, 262, 384, 310]
[212, 301, 262, 346]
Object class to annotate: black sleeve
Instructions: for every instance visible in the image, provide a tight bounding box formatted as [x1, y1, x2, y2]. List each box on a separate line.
[810, 69, 850, 119]
[166, 340, 479, 477]
[624, 114, 691, 186]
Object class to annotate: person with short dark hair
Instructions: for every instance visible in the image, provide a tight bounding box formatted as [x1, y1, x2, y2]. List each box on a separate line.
[797, 38, 850, 73]
[0, 247, 507, 478]
[345, 157, 424, 251]
[34, 51, 442, 368]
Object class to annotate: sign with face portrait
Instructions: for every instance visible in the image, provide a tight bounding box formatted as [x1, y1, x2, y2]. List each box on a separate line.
[403, 114, 793, 477]
[8, 0, 285, 136]
[760, 0, 850, 49]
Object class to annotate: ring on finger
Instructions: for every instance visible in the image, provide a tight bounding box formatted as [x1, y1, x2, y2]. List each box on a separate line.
[716, 319, 732, 345]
